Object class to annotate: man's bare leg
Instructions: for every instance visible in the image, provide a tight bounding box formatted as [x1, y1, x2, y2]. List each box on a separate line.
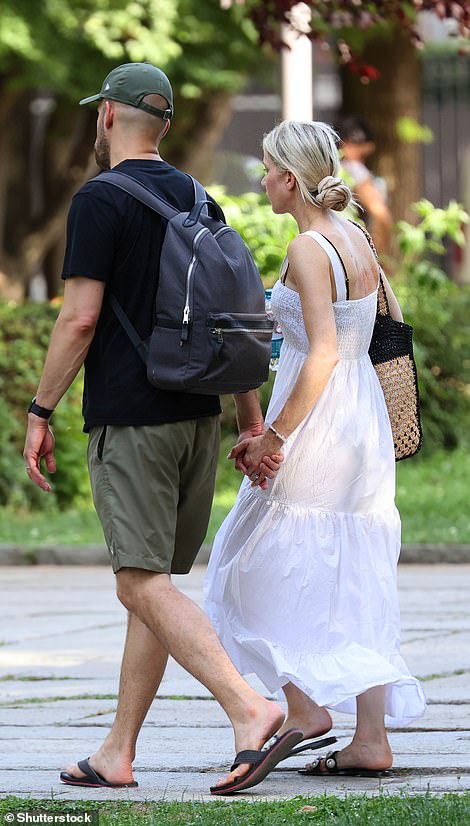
[117, 569, 285, 785]
[64, 611, 167, 783]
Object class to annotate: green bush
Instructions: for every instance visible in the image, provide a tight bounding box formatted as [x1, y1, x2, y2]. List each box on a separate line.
[394, 200, 470, 452]
[0, 196, 468, 511]
[214, 188, 297, 286]
[0, 300, 89, 510]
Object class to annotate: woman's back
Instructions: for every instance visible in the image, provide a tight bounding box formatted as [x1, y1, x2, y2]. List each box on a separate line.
[282, 215, 380, 303]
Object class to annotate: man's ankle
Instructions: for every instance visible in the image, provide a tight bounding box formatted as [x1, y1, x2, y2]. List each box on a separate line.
[101, 735, 136, 763]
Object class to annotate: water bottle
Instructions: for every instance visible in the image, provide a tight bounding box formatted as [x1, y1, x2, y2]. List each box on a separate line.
[265, 289, 283, 372]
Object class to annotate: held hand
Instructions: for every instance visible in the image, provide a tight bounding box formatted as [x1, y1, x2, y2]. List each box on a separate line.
[23, 416, 56, 492]
[231, 422, 265, 473]
[229, 432, 284, 488]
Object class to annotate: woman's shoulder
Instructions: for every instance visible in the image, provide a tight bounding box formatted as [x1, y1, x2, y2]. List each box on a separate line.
[287, 232, 330, 259]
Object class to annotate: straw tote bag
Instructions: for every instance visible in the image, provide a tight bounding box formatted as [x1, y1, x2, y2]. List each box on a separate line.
[351, 222, 423, 461]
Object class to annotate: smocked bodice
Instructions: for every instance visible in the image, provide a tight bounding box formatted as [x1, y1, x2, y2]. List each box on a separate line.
[271, 279, 377, 360]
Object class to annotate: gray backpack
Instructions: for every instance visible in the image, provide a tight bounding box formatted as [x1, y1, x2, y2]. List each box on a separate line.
[95, 171, 273, 395]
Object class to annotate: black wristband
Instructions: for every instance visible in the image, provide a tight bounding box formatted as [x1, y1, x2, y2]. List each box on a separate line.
[28, 397, 54, 419]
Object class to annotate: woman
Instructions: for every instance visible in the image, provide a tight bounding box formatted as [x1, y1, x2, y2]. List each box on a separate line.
[205, 120, 425, 785]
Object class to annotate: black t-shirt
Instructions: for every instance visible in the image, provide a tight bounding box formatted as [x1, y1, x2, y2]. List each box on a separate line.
[62, 159, 221, 431]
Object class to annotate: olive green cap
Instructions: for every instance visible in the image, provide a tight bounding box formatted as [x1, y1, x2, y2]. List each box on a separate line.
[79, 62, 173, 120]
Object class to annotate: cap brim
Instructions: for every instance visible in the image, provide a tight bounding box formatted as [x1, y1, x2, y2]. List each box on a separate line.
[79, 93, 101, 106]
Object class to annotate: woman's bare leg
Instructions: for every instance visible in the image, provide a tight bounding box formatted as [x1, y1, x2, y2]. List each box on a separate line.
[278, 681, 332, 738]
[305, 684, 393, 771]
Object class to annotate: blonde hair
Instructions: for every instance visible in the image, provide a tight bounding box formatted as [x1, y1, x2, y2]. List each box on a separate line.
[263, 120, 352, 212]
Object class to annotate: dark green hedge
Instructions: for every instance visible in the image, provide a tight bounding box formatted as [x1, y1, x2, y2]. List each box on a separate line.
[0, 300, 90, 510]
[1, 194, 469, 509]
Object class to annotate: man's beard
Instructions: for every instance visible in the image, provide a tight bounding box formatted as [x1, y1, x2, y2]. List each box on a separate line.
[94, 125, 111, 171]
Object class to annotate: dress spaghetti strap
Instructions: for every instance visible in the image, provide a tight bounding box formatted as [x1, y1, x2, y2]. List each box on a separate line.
[302, 230, 349, 301]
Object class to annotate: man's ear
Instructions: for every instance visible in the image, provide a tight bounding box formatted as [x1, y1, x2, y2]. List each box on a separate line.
[161, 119, 171, 139]
[103, 101, 115, 130]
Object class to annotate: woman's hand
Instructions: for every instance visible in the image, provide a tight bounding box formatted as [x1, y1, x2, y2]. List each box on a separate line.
[229, 430, 284, 488]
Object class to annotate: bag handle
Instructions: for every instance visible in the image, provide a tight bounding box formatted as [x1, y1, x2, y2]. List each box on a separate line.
[347, 219, 390, 317]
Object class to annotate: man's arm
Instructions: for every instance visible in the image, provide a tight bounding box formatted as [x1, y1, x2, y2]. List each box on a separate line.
[233, 390, 264, 440]
[23, 277, 105, 492]
[231, 390, 283, 488]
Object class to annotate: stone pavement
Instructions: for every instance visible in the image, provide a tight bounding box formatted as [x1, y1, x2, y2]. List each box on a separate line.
[0, 564, 469, 801]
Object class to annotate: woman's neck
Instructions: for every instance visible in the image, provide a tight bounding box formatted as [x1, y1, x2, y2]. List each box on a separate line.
[291, 202, 329, 234]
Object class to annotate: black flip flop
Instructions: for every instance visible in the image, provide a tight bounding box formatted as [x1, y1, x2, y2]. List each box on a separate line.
[298, 750, 391, 778]
[60, 758, 138, 788]
[280, 735, 337, 761]
[210, 728, 303, 795]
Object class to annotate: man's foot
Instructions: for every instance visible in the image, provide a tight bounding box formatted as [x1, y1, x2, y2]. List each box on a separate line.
[277, 705, 333, 741]
[62, 743, 135, 786]
[210, 728, 303, 795]
[213, 699, 285, 788]
[303, 740, 393, 775]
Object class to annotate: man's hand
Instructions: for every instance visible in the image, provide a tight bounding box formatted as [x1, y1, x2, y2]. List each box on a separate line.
[228, 428, 284, 489]
[230, 422, 265, 475]
[23, 415, 56, 492]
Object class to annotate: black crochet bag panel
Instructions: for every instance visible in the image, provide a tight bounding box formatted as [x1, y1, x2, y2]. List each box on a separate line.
[350, 221, 423, 461]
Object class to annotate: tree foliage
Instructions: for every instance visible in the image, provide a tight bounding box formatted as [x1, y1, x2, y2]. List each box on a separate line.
[0, 0, 179, 95]
[223, 1, 470, 83]
[0, 0, 268, 297]
[225, 1, 470, 49]
[0, 0, 262, 106]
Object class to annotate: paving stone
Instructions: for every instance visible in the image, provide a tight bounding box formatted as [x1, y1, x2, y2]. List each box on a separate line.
[0, 564, 469, 800]
[2, 768, 470, 801]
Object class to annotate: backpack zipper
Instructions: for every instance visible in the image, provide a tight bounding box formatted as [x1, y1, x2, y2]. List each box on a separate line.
[181, 227, 209, 343]
[210, 327, 272, 343]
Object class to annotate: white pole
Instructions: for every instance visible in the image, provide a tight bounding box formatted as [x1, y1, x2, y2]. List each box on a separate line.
[281, 3, 313, 121]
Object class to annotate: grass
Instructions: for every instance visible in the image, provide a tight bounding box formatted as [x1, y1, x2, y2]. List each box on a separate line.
[0, 693, 118, 708]
[0, 674, 76, 682]
[0, 446, 469, 548]
[396, 449, 470, 544]
[0, 795, 469, 824]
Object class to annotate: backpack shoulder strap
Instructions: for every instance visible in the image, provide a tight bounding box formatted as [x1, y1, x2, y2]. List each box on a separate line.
[191, 176, 208, 215]
[302, 230, 349, 301]
[90, 170, 179, 363]
[95, 171, 215, 363]
[108, 293, 148, 363]
[92, 171, 178, 221]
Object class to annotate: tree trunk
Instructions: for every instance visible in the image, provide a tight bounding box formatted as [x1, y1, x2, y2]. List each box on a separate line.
[0, 87, 233, 300]
[167, 92, 234, 183]
[0, 93, 97, 300]
[341, 29, 421, 224]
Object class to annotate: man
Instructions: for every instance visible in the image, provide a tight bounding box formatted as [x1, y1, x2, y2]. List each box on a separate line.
[23, 63, 301, 794]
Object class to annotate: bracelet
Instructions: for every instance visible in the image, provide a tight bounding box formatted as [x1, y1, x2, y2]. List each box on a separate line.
[28, 396, 54, 420]
[268, 424, 288, 444]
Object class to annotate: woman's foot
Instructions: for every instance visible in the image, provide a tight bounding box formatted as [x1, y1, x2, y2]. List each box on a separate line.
[305, 739, 393, 774]
[278, 704, 333, 740]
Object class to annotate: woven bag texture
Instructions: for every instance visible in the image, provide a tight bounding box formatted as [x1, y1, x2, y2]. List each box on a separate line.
[350, 221, 423, 461]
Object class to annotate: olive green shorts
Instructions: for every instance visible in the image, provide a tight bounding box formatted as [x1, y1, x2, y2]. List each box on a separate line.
[87, 417, 220, 575]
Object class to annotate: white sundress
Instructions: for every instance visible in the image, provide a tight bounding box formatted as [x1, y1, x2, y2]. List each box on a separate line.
[204, 230, 426, 727]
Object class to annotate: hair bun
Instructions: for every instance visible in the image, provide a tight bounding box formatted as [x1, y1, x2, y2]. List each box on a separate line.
[315, 175, 351, 212]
